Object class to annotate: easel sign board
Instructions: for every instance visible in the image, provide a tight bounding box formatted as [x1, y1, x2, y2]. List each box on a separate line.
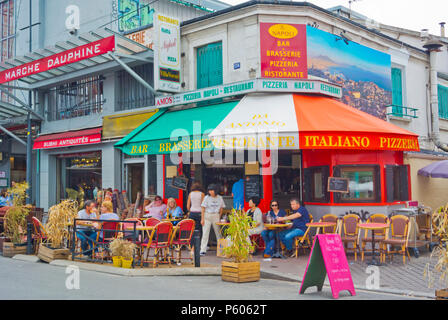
[299, 234, 356, 299]
[327, 177, 349, 193]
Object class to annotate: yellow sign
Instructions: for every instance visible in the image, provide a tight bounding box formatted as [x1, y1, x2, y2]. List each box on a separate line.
[268, 24, 299, 39]
[103, 109, 159, 139]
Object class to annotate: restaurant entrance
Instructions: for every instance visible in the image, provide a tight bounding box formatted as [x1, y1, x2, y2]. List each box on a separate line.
[273, 151, 302, 210]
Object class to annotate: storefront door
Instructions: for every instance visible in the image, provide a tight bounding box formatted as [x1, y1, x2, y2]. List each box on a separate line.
[125, 162, 145, 203]
[273, 151, 302, 209]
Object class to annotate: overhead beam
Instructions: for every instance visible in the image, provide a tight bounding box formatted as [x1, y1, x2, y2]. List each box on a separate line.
[0, 124, 27, 146]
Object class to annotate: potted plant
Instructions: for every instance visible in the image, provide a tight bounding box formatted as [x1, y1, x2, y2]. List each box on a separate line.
[3, 182, 30, 257]
[424, 204, 448, 299]
[109, 238, 124, 267]
[38, 200, 78, 263]
[221, 209, 260, 283]
[120, 240, 136, 269]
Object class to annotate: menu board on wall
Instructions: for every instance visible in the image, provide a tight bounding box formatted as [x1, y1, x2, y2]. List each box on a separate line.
[244, 175, 263, 201]
[260, 23, 308, 79]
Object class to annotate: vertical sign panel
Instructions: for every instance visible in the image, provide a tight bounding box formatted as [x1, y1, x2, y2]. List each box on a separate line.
[154, 13, 181, 93]
[260, 23, 307, 79]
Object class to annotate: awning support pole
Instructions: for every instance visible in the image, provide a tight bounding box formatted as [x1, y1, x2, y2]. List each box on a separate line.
[0, 124, 27, 146]
[108, 53, 156, 95]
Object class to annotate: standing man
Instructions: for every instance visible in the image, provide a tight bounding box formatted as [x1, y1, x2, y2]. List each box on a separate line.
[231, 178, 244, 211]
[277, 198, 310, 257]
[76, 200, 98, 257]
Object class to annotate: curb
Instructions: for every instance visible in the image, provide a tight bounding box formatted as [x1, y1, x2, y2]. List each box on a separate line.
[12, 254, 40, 263]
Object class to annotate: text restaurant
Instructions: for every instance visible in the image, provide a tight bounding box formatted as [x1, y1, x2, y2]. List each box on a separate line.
[115, 23, 420, 219]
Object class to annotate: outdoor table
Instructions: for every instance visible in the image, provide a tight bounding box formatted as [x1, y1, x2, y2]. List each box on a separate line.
[264, 223, 292, 259]
[216, 221, 230, 237]
[305, 222, 337, 235]
[358, 223, 389, 266]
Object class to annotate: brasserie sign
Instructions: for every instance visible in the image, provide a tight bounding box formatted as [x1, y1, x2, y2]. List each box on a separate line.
[155, 79, 342, 108]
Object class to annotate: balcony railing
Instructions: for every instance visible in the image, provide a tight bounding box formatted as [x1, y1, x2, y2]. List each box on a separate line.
[386, 105, 418, 119]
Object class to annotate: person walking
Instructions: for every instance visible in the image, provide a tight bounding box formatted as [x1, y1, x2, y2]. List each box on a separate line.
[187, 182, 205, 247]
[200, 184, 225, 256]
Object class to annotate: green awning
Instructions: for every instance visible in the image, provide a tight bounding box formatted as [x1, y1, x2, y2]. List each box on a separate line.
[115, 101, 239, 155]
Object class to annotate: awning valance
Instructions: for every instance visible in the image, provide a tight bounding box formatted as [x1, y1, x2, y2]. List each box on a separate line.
[33, 127, 102, 150]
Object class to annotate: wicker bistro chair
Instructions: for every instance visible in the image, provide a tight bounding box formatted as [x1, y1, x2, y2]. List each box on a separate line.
[142, 221, 173, 268]
[360, 214, 389, 262]
[380, 215, 411, 264]
[31, 216, 48, 253]
[293, 213, 314, 258]
[93, 221, 120, 262]
[170, 219, 195, 264]
[145, 218, 161, 227]
[340, 214, 361, 261]
[318, 214, 338, 234]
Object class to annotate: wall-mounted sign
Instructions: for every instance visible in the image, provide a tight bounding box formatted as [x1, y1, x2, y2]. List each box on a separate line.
[0, 178, 7, 187]
[260, 23, 307, 79]
[327, 177, 349, 193]
[233, 62, 241, 70]
[154, 13, 181, 93]
[33, 128, 102, 150]
[125, 27, 153, 50]
[155, 78, 342, 108]
[118, 0, 154, 33]
[0, 171, 6, 178]
[0, 36, 115, 84]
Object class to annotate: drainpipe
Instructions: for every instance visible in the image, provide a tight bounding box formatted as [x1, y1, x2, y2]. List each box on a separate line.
[423, 39, 448, 152]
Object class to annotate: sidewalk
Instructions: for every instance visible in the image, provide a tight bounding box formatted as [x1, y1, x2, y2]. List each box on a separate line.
[201, 246, 443, 299]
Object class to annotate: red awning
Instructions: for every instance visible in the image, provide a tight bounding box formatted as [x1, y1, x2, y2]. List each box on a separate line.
[33, 127, 102, 150]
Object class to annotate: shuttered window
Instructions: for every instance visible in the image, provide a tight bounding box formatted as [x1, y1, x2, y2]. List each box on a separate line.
[385, 165, 410, 202]
[438, 84, 448, 120]
[196, 42, 223, 89]
[391, 68, 403, 116]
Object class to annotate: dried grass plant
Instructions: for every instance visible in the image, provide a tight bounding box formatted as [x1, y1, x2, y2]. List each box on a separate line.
[223, 209, 255, 263]
[109, 238, 124, 257]
[424, 204, 448, 288]
[4, 182, 30, 244]
[45, 200, 78, 249]
[121, 241, 136, 260]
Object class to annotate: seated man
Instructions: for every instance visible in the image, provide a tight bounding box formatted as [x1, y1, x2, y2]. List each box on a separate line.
[277, 198, 310, 258]
[76, 200, 98, 257]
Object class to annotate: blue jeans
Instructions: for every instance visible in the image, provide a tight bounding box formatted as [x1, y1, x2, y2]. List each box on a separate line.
[76, 230, 97, 255]
[261, 230, 276, 256]
[279, 228, 305, 251]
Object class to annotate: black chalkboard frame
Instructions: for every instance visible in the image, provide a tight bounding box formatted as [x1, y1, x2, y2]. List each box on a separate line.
[244, 175, 263, 201]
[327, 177, 349, 193]
[171, 175, 189, 190]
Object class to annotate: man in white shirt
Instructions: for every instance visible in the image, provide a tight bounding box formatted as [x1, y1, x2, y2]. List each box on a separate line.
[76, 200, 98, 257]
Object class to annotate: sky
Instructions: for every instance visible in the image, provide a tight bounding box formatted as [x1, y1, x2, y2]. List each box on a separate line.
[220, 0, 448, 36]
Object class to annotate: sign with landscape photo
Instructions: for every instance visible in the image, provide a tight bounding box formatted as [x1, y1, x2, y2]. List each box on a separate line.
[306, 26, 392, 120]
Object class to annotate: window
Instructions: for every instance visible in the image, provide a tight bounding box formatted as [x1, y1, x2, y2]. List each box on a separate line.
[391, 67, 403, 116]
[0, 0, 14, 62]
[116, 64, 154, 111]
[47, 76, 105, 121]
[385, 165, 409, 202]
[196, 42, 223, 89]
[438, 84, 448, 120]
[303, 166, 329, 203]
[333, 165, 381, 203]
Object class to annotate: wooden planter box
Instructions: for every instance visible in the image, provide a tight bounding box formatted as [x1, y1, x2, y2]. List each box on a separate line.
[221, 261, 260, 283]
[37, 243, 70, 263]
[2, 242, 27, 257]
[436, 289, 448, 300]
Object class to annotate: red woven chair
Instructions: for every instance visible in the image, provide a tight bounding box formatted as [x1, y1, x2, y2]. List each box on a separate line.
[94, 221, 120, 262]
[32, 216, 47, 253]
[250, 234, 265, 253]
[142, 221, 173, 268]
[170, 219, 195, 264]
[145, 218, 161, 227]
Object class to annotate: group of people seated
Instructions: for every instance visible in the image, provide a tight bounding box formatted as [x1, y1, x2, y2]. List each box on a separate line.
[0, 189, 12, 207]
[246, 197, 310, 259]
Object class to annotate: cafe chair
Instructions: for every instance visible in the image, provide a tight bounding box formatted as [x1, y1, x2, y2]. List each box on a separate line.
[93, 221, 120, 262]
[31, 216, 48, 254]
[145, 217, 161, 227]
[340, 214, 361, 261]
[170, 219, 195, 264]
[121, 218, 143, 239]
[318, 214, 338, 234]
[380, 215, 410, 264]
[143, 221, 173, 268]
[293, 213, 314, 258]
[360, 214, 388, 262]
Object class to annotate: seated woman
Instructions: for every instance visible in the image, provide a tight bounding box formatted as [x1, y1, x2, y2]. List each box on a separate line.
[164, 197, 184, 226]
[247, 197, 264, 236]
[261, 200, 287, 258]
[143, 195, 166, 220]
[97, 200, 120, 241]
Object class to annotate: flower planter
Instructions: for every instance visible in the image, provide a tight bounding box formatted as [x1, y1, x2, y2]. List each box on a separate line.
[121, 257, 133, 269]
[436, 289, 448, 300]
[2, 242, 27, 257]
[37, 243, 70, 263]
[112, 256, 122, 268]
[221, 261, 260, 283]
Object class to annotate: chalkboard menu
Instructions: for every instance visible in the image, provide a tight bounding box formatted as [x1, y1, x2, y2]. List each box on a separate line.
[165, 178, 179, 199]
[327, 177, 349, 193]
[171, 175, 188, 190]
[244, 175, 263, 201]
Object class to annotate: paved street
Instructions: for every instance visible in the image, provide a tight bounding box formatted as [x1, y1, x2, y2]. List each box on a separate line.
[0, 256, 424, 300]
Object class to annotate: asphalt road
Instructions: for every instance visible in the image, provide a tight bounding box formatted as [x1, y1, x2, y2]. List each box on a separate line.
[0, 256, 425, 301]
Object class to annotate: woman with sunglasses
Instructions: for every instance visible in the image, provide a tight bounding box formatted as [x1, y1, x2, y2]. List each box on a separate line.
[261, 200, 287, 258]
[143, 195, 166, 220]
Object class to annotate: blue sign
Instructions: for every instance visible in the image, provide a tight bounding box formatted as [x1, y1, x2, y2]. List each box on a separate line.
[233, 62, 241, 70]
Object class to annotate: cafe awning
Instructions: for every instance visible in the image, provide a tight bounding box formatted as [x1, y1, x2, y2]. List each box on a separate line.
[33, 127, 102, 150]
[116, 93, 420, 156]
[115, 101, 239, 155]
[209, 94, 420, 152]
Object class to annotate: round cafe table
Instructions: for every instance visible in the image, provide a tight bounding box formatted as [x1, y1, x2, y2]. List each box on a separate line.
[305, 222, 337, 234]
[264, 223, 292, 259]
[358, 223, 389, 266]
